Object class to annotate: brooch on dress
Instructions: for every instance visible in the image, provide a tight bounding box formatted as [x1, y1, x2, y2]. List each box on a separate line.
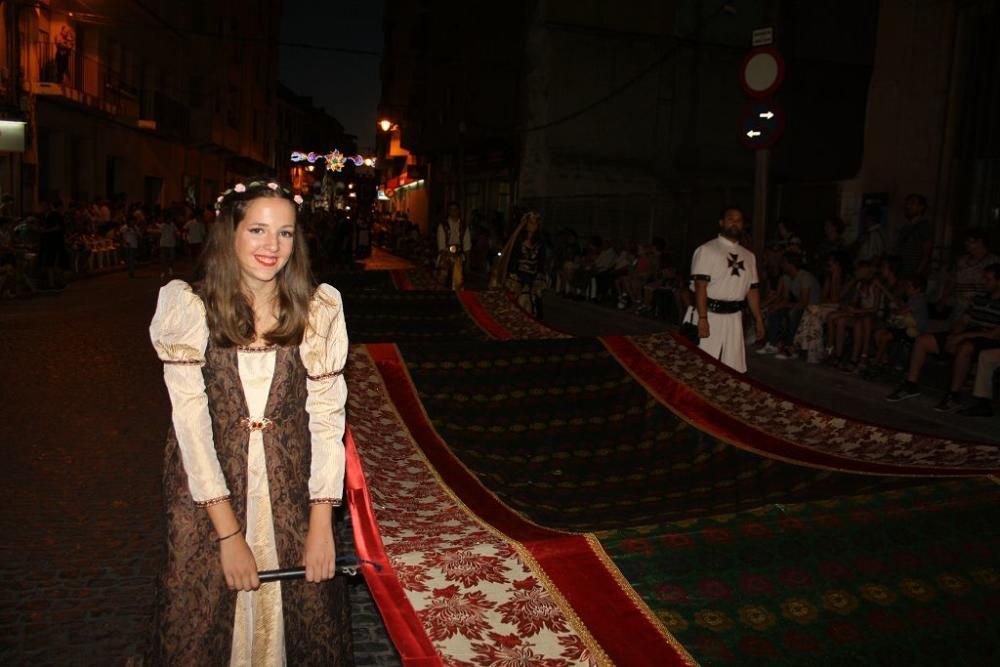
[240, 417, 276, 432]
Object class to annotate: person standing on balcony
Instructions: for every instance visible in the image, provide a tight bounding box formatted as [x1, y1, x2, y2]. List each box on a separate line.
[683, 206, 766, 373]
[55, 25, 75, 84]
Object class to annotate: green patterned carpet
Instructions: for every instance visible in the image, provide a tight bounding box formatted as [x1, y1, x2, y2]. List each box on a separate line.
[341, 291, 490, 343]
[321, 268, 398, 293]
[396, 338, 928, 532]
[599, 478, 1000, 666]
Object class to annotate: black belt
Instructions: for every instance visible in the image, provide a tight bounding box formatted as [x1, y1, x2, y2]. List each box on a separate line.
[707, 298, 745, 314]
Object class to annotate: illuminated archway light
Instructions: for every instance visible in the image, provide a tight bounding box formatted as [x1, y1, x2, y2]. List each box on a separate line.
[291, 150, 377, 172]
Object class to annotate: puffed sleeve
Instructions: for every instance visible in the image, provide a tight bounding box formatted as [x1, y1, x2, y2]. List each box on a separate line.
[149, 280, 231, 506]
[299, 284, 349, 506]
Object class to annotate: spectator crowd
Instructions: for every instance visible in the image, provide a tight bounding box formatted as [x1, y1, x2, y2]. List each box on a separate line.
[8, 189, 996, 419]
[743, 195, 1000, 418]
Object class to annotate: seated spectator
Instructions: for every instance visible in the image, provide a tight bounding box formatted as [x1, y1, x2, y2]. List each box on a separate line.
[642, 263, 688, 321]
[758, 252, 821, 358]
[770, 219, 804, 257]
[620, 243, 659, 310]
[563, 236, 601, 299]
[591, 239, 619, 301]
[887, 263, 1000, 410]
[958, 348, 1000, 417]
[760, 244, 784, 297]
[827, 260, 882, 371]
[933, 228, 998, 321]
[792, 252, 850, 363]
[871, 274, 930, 372]
[552, 227, 581, 295]
[606, 242, 635, 301]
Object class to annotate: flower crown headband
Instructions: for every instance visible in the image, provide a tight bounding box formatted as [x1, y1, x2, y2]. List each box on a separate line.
[214, 180, 304, 215]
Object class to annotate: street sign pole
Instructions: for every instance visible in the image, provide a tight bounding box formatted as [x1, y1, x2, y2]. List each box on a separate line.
[740, 42, 785, 256]
[752, 148, 769, 255]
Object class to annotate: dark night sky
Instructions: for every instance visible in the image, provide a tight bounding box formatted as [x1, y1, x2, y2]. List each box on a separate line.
[278, 1, 384, 150]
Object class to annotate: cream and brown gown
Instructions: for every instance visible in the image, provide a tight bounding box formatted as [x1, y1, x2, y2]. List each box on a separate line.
[149, 280, 353, 666]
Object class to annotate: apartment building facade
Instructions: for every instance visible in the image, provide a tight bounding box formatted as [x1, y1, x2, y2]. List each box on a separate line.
[379, 0, 999, 264]
[0, 0, 281, 213]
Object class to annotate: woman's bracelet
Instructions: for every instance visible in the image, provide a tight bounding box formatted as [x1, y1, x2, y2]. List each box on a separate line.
[217, 527, 242, 542]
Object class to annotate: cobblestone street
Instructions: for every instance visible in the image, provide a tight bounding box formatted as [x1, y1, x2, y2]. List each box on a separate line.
[0, 265, 399, 666]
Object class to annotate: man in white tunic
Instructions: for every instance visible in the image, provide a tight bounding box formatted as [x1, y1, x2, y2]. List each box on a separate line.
[684, 207, 765, 373]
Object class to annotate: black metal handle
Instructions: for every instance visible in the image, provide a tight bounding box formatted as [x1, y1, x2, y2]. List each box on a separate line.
[258, 557, 382, 583]
[258, 567, 306, 583]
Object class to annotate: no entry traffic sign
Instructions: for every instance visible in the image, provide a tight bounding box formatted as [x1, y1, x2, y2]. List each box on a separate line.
[740, 100, 785, 149]
[740, 47, 786, 99]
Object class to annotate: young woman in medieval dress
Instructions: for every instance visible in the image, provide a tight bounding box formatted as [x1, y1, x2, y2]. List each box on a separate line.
[500, 211, 547, 317]
[148, 180, 352, 665]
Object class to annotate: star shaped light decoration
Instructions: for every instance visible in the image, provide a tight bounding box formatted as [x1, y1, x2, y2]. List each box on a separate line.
[728, 252, 745, 277]
[325, 150, 347, 172]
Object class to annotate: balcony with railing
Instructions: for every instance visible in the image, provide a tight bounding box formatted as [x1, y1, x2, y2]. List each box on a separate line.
[29, 42, 189, 139]
[30, 42, 139, 120]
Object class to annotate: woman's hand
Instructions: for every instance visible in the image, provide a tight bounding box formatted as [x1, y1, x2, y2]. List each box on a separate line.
[303, 527, 336, 583]
[220, 535, 259, 592]
[303, 503, 336, 583]
[206, 501, 258, 592]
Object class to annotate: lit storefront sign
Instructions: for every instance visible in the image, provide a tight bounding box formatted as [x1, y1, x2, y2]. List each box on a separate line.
[0, 120, 27, 152]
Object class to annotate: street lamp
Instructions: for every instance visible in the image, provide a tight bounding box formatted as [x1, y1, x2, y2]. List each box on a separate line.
[378, 119, 397, 132]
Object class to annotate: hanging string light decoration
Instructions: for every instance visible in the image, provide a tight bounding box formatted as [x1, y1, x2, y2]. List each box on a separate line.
[290, 150, 377, 171]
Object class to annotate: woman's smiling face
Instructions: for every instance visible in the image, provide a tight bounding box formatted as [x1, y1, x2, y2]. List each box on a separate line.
[233, 197, 296, 289]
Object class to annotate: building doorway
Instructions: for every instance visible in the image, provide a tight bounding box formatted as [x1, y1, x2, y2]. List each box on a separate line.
[105, 156, 125, 200]
[143, 176, 163, 208]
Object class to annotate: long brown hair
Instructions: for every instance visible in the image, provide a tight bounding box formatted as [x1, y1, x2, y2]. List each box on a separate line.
[198, 181, 314, 347]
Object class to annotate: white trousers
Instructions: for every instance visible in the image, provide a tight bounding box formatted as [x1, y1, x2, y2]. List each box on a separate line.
[686, 307, 747, 373]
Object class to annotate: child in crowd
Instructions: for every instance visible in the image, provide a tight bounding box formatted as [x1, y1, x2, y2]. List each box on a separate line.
[619, 243, 655, 309]
[871, 274, 929, 373]
[827, 260, 882, 372]
[641, 263, 688, 321]
[792, 252, 850, 363]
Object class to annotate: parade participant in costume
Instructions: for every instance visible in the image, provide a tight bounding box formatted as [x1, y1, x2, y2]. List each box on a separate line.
[502, 211, 547, 317]
[684, 206, 765, 373]
[148, 179, 352, 665]
[436, 201, 471, 289]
